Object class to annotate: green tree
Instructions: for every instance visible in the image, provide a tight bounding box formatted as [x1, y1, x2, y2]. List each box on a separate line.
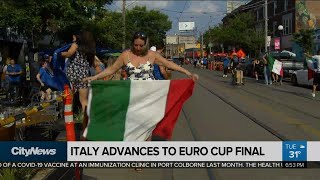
[67, 5, 172, 49]
[87, 10, 124, 49]
[0, 0, 112, 47]
[292, 29, 315, 54]
[126, 6, 172, 48]
[204, 12, 264, 56]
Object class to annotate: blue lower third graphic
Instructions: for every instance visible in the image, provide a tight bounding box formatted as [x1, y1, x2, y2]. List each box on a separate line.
[282, 141, 307, 161]
[0, 142, 67, 162]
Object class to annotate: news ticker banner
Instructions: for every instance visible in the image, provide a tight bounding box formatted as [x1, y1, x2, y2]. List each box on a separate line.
[0, 141, 319, 168]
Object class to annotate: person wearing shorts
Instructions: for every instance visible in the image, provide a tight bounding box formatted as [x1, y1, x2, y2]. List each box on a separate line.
[36, 60, 56, 101]
[306, 50, 320, 97]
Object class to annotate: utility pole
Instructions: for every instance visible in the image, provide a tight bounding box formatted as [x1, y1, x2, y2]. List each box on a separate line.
[209, 26, 212, 55]
[164, 37, 167, 58]
[122, 0, 126, 50]
[264, 0, 268, 53]
[201, 32, 204, 58]
[178, 34, 180, 58]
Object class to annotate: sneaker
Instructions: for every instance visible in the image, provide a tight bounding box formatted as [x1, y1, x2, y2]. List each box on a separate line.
[312, 93, 315, 97]
[225, 75, 227, 77]
[223, 75, 225, 77]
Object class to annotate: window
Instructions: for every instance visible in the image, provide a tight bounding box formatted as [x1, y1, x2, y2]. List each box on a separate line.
[273, 21, 278, 36]
[282, 13, 292, 35]
[284, 0, 288, 12]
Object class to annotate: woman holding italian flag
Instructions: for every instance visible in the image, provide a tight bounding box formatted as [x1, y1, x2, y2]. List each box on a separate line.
[84, 31, 198, 82]
[82, 32, 198, 141]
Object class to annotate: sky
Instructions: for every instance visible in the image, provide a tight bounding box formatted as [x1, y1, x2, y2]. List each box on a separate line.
[106, 1, 230, 36]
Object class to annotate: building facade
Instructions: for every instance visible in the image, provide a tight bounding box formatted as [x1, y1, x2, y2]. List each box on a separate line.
[165, 35, 197, 58]
[224, 0, 320, 55]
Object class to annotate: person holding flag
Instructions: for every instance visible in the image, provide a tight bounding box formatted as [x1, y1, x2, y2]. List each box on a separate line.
[267, 54, 284, 85]
[84, 31, 198, 82]
[305, 50, 320, 97]
[82, 31, 198, 143]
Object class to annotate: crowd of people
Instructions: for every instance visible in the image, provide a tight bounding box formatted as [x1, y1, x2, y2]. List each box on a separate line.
[187, 49, 320, 98]
[189, 52, 283, 85]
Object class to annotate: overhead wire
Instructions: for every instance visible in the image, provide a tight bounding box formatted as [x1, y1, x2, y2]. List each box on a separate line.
[125, 0, 138, 9]
[240, 0, 275, 11]
[106, 1, 226, 36]
[106, 1, 226, 16]
[178, 1, 188, 21]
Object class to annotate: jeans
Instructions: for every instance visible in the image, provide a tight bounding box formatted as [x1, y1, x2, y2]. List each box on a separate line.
[264, 66, 272, 85]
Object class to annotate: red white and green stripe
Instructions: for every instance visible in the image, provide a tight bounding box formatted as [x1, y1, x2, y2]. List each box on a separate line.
[83, 79, 194, 141]
[268, 55, 284, 77]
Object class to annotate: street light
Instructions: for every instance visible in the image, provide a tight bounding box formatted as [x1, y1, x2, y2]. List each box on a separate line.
[278, 25, 284, 51]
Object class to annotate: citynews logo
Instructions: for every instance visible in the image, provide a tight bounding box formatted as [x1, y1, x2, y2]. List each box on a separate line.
[11, 147, 56, 157]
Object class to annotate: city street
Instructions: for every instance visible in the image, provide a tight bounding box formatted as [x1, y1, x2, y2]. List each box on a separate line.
[83, 66, 320, 180]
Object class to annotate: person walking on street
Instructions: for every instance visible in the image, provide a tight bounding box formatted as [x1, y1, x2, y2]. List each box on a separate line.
[262, 54, 272, 85]
[305, 50, 320, 97]
[253, 58, 260, 80]
[193, 59, 197, 68]
[223, 55, 230, 77]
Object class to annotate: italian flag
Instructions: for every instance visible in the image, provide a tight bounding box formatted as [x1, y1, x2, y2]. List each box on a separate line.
[83, 79, 195, 141]
[306, 57, 317, 80]
[268, 55, 284, 77]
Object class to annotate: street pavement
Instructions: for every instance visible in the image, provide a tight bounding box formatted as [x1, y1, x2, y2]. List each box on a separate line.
[83, 65, 320, 180]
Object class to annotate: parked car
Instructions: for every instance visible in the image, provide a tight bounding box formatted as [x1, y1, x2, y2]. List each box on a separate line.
[291, 68, 313, 86]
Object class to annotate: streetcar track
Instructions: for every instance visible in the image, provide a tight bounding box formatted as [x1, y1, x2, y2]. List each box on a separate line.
[252, 79, 320, 102]
[238, 86, 320, 120]
[183, 68, 286, 141]
[195, 80, 286, 141]
[194, 79, 320, 168]
[199, 71, 320, 121]
[182, 69, 320, 168]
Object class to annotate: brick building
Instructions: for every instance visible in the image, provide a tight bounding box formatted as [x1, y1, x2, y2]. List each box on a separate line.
[223, 0, 320, 55]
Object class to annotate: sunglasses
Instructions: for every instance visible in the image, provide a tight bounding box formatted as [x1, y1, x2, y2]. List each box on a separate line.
[134, 32, 147, 40]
